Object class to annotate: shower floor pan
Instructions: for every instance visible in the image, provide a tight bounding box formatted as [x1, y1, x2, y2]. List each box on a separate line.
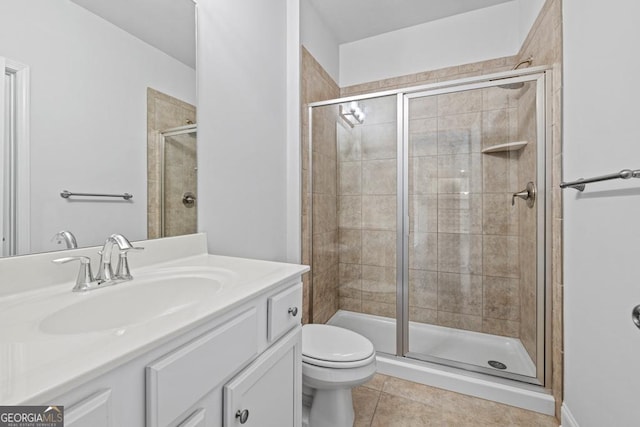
[328, 310, 536, 378]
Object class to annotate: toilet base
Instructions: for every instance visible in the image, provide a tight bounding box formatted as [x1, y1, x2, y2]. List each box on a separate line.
[308, 388, 354, 427]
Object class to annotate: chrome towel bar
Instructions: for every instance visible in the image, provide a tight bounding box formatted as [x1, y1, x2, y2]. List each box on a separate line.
[60, 190, 133, 200]
[560, 169, 640, 191]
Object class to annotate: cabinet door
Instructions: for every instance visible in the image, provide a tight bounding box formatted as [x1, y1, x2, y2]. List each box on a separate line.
[223, 328, 301, 427]
[65, 389, 112, 427]
[178, 408, 206, 427]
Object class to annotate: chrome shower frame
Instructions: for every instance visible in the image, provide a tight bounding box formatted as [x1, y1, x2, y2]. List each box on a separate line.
[307, 65, 552, 388]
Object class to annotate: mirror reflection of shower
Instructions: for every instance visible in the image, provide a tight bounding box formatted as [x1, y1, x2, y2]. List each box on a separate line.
[160, 124, 197, 237]
[146, 88, 196, 240]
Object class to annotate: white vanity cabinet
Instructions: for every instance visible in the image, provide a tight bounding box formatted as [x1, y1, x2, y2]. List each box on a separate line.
[51, 280, 303, 427]
[223, 328, 301, 427]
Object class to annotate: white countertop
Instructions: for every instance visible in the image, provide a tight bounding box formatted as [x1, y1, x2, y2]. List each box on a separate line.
[0, 234, 308, 404]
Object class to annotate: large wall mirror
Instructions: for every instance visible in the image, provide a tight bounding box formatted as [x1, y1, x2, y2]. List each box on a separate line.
[0, 0, 196, 257]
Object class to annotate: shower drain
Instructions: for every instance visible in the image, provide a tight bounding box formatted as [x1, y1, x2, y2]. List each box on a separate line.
[488, 360, 507, 370]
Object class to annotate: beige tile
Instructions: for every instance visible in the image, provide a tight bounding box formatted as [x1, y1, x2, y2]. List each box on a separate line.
[437, 311, 482, 332]
[483, 276, 520, 321]
[337, 124, 361, 161]
[338, 276, 361, 299]
[409, 96, 438, 119]
[361, 96, 397, 125]
[361, 300, 396, 318]
[380, 73, 417, 89]
[409, 195, 438, 233]
[408, 232, 438, 271]
[483, 235, 520, 278]
[338, 228, 361, 264]
[338, 161, 361, 195]
[482, 318, 520, 338]
[382, 377, 444, 406]
[353, 386, 380, 427]
[408, 269, 437, 310]
[482, 152, 519, 194]
[362, 265, 396, 304]
[312, 152, 337, 195]
[438, 193, 482, 234]
[362, 373, 391, 391]
[312, 193, 337, 235]
[438, 90, 482, 116]
[437, 153, 483, 194]
[362, 230, 396, 267]
[438, 112, 482, 155]
[339, 296, 362, 312]
[362, 195, 396, 230]
[371, 393, 442, 427]
[483, 193, 519, 235]
[482, 85, 516, 111]
[339, 262, 361, 282]
[409, 156, 438, 194]
[312, 230, 338, 274]
[482, 108, 518, 148]
[409, 306, 438, 324]
[361, 122, 397, 160]
[437, 233, 483, 275]
[338, 195, 361, 228]
[409, 118, 438, 157]
[362, 159, 397, 195]
[438, 272, 483, 316]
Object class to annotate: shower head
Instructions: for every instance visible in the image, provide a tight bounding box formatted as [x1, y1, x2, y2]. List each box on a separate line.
[497, 56, 533, 90]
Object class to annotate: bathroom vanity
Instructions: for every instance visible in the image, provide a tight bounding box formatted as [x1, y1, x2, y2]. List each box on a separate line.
[0, 233, 308, 426]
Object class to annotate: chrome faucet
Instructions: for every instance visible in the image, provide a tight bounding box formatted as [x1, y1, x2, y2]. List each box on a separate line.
[95, 234, 143, 284]
[51, 230, 78, 249]
[52, 234, 143, 292]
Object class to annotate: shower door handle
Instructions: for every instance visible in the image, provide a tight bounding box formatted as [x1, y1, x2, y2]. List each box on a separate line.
[512, 182, 536, 208]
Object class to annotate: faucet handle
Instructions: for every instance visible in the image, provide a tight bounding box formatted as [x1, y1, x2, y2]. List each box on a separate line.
[115, 247, 144, 280]
[52, 256, 99, 292]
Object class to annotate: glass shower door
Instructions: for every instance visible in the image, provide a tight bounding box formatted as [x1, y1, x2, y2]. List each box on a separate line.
[161, 125, 197, 237]
[403, 77, 544, 383]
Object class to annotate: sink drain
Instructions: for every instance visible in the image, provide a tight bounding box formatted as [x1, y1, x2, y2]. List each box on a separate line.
[488, 360, 507, 370]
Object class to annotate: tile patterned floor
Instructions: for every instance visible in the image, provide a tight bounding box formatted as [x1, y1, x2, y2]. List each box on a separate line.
[353, 374, 559, 427]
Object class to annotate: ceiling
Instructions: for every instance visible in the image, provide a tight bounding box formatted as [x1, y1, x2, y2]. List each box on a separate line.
[308, 0, 516, 43]
[71, 0, 196, 68]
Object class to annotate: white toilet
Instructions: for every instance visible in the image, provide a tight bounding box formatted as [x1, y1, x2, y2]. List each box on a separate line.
[301, 324, 376, 427]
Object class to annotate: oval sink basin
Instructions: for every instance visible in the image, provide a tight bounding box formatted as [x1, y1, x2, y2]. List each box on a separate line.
[40, 268, 230, 335]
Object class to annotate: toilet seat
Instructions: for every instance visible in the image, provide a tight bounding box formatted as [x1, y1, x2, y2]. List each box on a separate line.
[302, 324, 375, 369]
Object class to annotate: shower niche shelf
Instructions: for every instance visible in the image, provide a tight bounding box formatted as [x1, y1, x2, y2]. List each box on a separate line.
[481, 141, 528, 154]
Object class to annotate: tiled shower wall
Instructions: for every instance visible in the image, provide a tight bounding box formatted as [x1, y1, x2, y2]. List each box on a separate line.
[336, 87, 537, 341]
[301, 48, 340, 324]
[147, 88, 196, 239]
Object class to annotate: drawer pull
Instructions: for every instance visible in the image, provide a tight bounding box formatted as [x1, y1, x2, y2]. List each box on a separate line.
[236, 409, 249, 424]
[288, 307, 298, 317]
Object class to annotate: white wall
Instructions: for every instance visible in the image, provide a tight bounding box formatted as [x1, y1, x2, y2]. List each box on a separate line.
[563, 1, 640, 426]
[197, 0, 298, 262]
[516, 0, 545, 47]
[0, 0, 195, 254]
[300, 0, 339, 83]
[338, 2, 521, 87]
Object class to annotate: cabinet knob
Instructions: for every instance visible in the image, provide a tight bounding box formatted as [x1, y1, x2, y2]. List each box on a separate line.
[235, 409, 249, 424]
[288, 306, 298, 317]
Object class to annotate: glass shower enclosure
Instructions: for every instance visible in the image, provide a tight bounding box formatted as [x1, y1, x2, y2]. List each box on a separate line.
[159, 124, 197, 237]
[308, 68, 550, 385]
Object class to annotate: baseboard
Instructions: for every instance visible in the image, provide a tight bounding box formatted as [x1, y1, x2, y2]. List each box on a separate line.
[561, 402, 579, 427]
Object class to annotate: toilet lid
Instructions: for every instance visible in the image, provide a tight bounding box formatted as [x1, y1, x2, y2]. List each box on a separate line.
[302, 324, 374, 364]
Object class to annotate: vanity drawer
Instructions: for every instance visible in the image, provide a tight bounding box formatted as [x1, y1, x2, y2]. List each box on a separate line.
[146, 308, 258, 427]
[267, 283, 302, 342]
